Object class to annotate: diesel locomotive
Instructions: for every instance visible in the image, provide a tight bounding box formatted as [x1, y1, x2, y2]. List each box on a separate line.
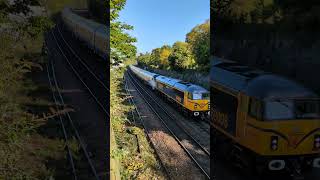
[210, 57, 320, 176]
[129, 65, 210, 118]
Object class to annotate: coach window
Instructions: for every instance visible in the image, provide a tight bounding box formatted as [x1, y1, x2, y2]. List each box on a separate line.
[249, 98, 263, 120]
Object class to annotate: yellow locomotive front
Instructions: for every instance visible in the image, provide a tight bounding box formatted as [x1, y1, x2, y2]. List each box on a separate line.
[243, 97, 320, 171]
[238, 75, 320, 174]
[210, 58, 320, 177]
[184, 86, 210, 117]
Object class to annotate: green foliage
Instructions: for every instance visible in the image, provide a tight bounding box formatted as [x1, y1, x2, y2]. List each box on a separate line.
[46, 0, 86, 15]
[137, 45, 172, 69]
[136, 52, 151, 66]
[158, 45, 171, 68]
[0, 1, 71, 179]
[212, 0, 320, 30]
[110, 0, 126, 21]
[111, 0, 137, 64]
[0, 32, 54, 179]
[168, 41, 195, 70]
[27, 16, 54, 38]
[186, 20, 210, 68]
[110, 65, 165, 179]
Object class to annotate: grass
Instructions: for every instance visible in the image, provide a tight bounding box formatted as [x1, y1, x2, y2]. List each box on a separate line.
[46, 0, 87, 15]
[0, 30, 68, 179]
[110, 60, 166, 179]
[0, 1, 84, 178]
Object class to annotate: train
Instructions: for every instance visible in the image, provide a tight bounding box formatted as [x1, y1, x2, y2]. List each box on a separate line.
[210, 57, 320, 176]
[61, 7, 109, 60]
[129, 65, 210, 118]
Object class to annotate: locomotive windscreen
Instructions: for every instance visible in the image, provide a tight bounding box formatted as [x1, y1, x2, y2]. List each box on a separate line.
[263, 99, 320, 120]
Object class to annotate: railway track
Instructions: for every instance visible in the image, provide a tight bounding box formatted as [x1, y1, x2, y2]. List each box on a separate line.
[56, 22, 108, 87]
[123, 74, 172, 180]
[45, 24, 108, 179]
[52, 24, 109, 115]
[126, 70, 211, 179]
[45, 40, 100, 179]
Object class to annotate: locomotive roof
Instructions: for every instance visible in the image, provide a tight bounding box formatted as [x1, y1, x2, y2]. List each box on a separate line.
[156, 76, 181, 87]
[245, 74, 318, 99]
[210, 57, 318, 99]
[156, 75, 209, 93]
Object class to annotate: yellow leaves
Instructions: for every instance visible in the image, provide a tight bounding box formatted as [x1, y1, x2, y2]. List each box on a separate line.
[159, 48, 171, 67]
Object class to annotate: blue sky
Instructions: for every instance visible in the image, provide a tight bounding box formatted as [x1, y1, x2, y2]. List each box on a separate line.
[118, 0, 210, 54]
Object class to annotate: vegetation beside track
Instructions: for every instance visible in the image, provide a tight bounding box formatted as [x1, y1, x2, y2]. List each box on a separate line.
[110, 61, 166, 179]
[0, 0, 85, 179]
[148, 66, 209, 90]
[46, 0, 87, 15]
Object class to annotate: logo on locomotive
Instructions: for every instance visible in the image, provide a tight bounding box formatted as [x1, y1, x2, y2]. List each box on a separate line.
[212, 110, 229, 129]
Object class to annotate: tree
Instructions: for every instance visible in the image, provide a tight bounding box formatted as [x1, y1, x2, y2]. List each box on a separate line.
[137, 52, 151, 66]
[0, 0, 38, 21]
[110, 0, 137, 64]
[186, 20, 210, 67]
[149, 48, 161, 67]
[147, 45, 172, 68]
[168, 41, 195, 70]
[159, 45, 171, 69]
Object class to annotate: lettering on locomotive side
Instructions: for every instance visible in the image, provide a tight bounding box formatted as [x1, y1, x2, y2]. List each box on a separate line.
[213, 110, 229, 129]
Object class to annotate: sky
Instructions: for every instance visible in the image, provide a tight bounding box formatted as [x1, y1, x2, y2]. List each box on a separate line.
[118, 0, 210, 54]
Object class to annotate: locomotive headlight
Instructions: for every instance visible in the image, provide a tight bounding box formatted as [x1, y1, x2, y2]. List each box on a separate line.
[194, 104, 198, 109]
[314, 135, 320, 149]
[270, 136, 278, 151]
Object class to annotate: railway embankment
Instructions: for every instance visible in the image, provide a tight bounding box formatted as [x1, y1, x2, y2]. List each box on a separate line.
[110, 63, 167, 179]
[0, 2, 73, 178]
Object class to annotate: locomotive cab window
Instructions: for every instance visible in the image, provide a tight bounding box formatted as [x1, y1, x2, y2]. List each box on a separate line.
[295, 100, 320, 119]
[188, 92, 209, 100]
[263, 99, 320, 120]
[193, 93, 202, 100]
[249, 98, 263, 120]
